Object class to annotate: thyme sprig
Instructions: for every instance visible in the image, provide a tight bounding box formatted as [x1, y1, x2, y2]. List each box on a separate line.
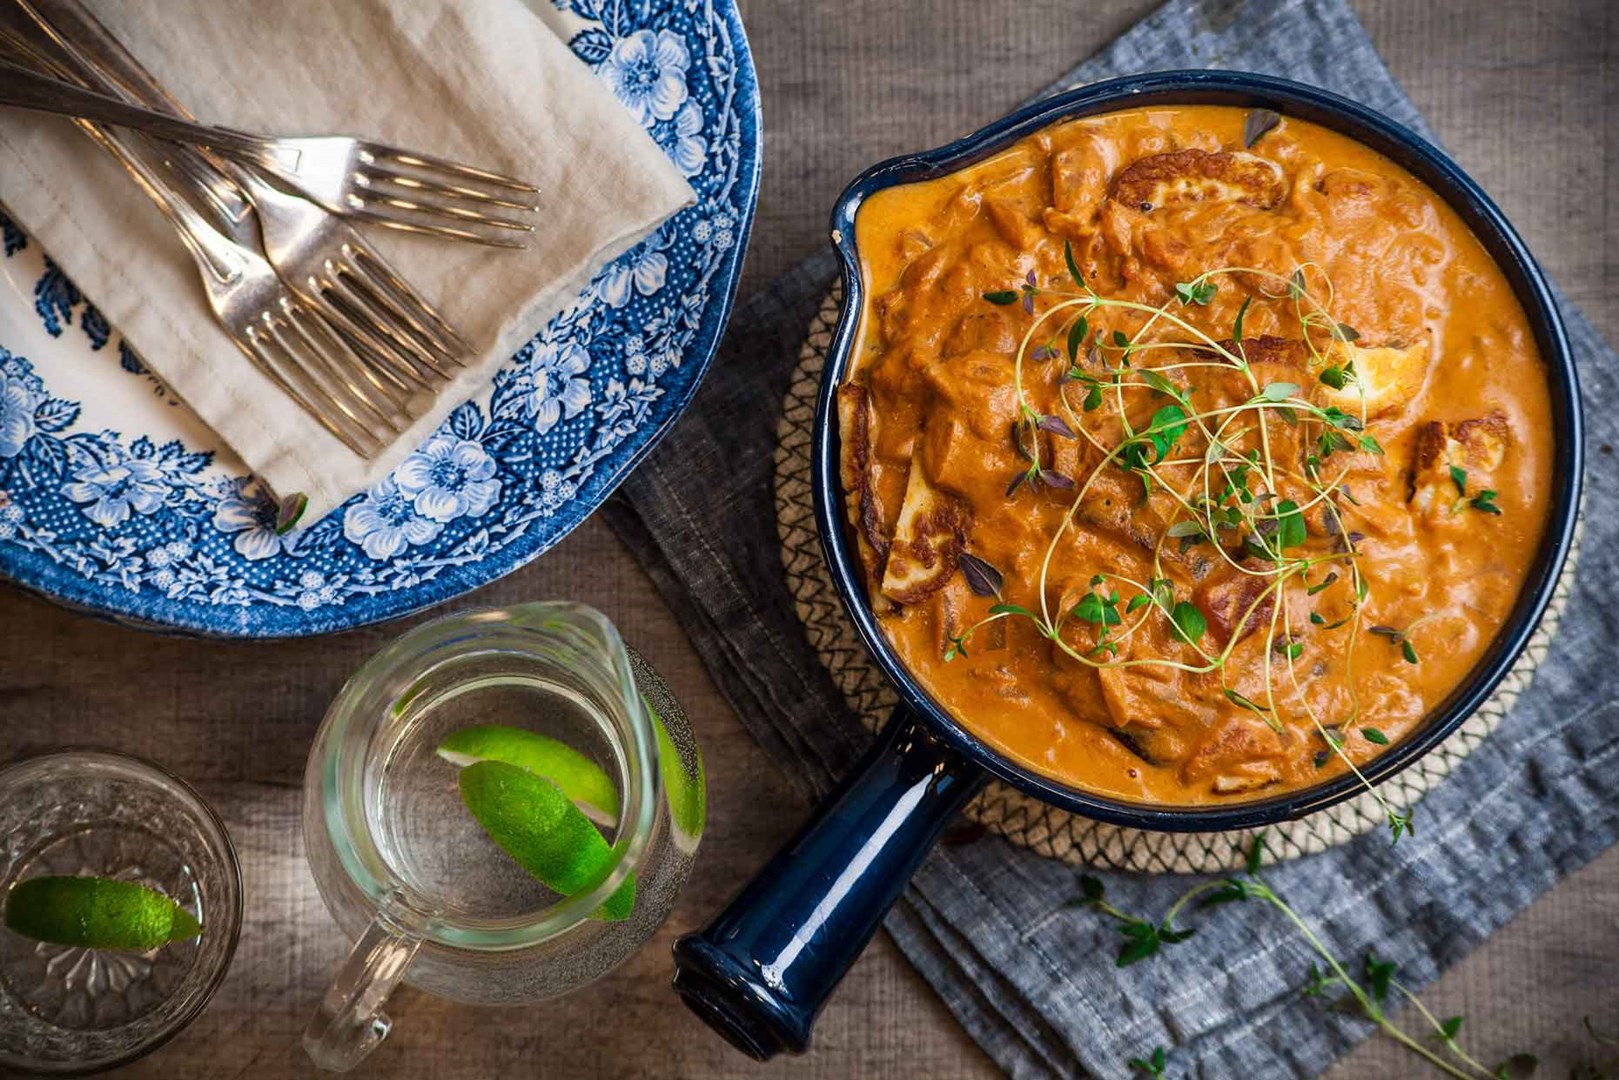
[1087, 836, 1537, 1080]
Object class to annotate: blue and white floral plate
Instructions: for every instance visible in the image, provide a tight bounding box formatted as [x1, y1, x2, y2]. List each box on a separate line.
[0, 0, 760, 637]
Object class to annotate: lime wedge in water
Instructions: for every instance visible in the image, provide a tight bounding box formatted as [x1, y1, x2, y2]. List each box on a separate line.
[643, 696, 706, 840]
[4, 875, 201, 950]
[437, 724, 619, 827]
[457, 760, 635, 921]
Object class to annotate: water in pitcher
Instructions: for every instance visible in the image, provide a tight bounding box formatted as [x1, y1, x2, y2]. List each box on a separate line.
[364, 651, 628, 922]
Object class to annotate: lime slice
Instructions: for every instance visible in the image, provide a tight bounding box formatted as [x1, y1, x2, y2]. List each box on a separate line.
[437, 724, 619, 827]
[457, 760, 635, 921]
[4, 875, 201, 951]
[643, 695, 705, 841]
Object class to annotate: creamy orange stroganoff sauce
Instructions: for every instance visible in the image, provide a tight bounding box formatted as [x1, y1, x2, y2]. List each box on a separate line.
[838, 106, 1553, 805]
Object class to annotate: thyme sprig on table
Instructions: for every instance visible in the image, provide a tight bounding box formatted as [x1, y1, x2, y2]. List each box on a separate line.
[966, 245, 1416, 839]
[1095, 836, 1539, 1080]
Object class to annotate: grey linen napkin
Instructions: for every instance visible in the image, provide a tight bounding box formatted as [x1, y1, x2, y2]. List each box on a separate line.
[604, 0, 1619, 1076]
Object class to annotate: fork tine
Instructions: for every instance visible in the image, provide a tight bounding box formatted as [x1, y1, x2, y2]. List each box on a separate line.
[241, 323, 380, 457]
[359, 165, 539, 212]
[306, 269, 447, 389]
[352, 189, 534, 233]
[274, 302, 402, 437]
[343, 244, 472, 362]
[347, 207, 530, 249]
[360, 146, 539, 194]
[318, 261, 454, 380]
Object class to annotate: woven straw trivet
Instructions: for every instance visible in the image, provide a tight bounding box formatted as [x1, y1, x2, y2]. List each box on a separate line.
[774, 286, 1581, 873]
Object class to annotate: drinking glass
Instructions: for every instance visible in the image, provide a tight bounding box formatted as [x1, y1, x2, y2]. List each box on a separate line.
[0, 751, 242, 1075]
[301, 602, 704, 1071]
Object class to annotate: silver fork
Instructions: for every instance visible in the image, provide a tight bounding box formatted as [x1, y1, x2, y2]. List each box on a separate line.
[9, 0, 472, 392]
[0, 25, 405, 455]
[0, 54, 539, 247]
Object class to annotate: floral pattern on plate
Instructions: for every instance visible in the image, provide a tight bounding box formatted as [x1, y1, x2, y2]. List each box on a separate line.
[0, 0, 760, 636]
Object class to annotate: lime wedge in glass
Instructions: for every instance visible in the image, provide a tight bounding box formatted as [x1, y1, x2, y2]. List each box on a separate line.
[457, 760, 635, 921]
[643, 695, 706, 841]
[437, 724, 619, 827]
[4, 875, 201, 951]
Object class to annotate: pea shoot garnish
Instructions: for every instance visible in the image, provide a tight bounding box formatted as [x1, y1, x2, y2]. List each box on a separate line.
[949, 249, 1430, 835]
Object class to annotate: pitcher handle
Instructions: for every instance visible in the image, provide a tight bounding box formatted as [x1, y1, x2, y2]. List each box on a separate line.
[303, 916, 422, 1072]
[671, 705, 986, 1058]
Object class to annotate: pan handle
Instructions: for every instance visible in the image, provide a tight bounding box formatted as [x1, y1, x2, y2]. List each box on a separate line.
[671, 704, 987, 1059]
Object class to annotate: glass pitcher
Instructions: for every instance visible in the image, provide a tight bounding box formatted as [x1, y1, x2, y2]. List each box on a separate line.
[300, 602, 703, 1071]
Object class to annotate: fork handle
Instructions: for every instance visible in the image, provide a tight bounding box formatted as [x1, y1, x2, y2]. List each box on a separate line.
[0, 54, 271, 163]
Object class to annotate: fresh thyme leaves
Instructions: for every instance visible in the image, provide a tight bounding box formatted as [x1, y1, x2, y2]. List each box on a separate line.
[1064, 239, 1085, 288]
[1067, 316, 1089, 363]
[1076, 835, 1532, 1080]
[1446, 465, 1503, 515]
[1362, 727, 1390, 745]
[1319, 360, 1355, 390]
[1233, 294, 1252, 344]
[1074, 875, 1195, 967]
[958, 552, 1004, 598]
[1369, 625, 1421, 665]
[1224, 688, 1269, 714]
[1175, 279, 1217, 306]
[1129, 1046, 1169, 1077]
[1244, 108, 1282, 148]
[960, 263, 1423, 831]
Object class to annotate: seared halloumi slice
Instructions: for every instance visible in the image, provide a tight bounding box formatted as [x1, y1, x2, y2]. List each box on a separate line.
[837, 384, 890, 586]
[1319, 339, 1430, 419]
[1409, 411, 1511, 521]
[1110, 149, 1285, 212]
[880, 453, 968, 604]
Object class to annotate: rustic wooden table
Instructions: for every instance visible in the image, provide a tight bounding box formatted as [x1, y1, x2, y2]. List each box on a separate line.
[1, 1, 1614, 1076]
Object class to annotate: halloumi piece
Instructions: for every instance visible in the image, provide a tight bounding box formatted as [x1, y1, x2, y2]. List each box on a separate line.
[880, 454, 968, 604]
[1110, 149, 1285, 212]
[1319, 339, 1430, 419]
[837, 384, 889, 586]
[1409, 411, 1511, 521]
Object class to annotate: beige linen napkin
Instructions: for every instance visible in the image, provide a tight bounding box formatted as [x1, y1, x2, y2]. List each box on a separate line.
[0, 0, 694, 524]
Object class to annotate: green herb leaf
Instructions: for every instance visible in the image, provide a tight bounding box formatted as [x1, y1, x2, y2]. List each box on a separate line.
[1067, 316, 1089, 363]
[1287, 267, 1306, 300]
[1362, 727, 1390, 745]
[1319, 364, 1352, 390]
[1170, 601, 1207, 646]
[1401, 639, 1419, 665]
[1358, 434, 1385, 455]
[1449, 464, 1468, 497]
[1276, 499, 1306, 550]
[1469, 489, 1502, 515]
[1331, 322, 1361, 342]
[1246, 832, 1267, 874]
[1261, 381, 1300, 402]
[1139, 369, 1184, 401]
[1224, 688, 1269, 714]
[989, 602, 1039, 620]
[1175, 280, 1217, 306]
[1126, 594, 1152, 614]
[1064, 240, 1085, 288]
[983, 290, 1018, 305]
[1306, 572, 1339, 597]
[1438, 1016, 1464, 1041]
[1233, 295, 1252, 344]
